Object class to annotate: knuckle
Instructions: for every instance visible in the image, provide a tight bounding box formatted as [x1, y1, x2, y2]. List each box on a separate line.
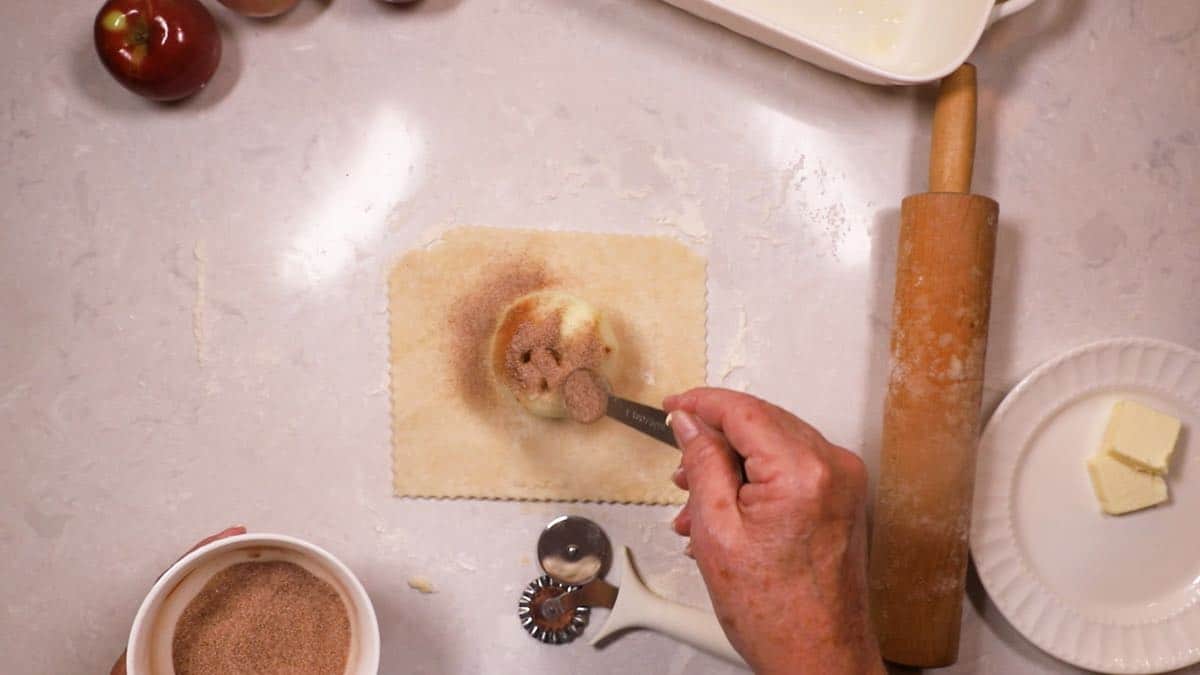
[807, 460, 834, 493]
[683, 433, 728, 466]
[698, 523, 739, 555]
[731, 399, 769, 430]
[782, 456, 833, 499]
[840, 449, 869, 491]
[792, 427, 825, 456]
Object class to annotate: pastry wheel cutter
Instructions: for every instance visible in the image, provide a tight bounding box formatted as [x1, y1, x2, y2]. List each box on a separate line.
[517, 515, 745, 666]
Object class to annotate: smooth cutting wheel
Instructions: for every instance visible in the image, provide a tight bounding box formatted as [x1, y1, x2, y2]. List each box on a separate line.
[536, 515, 612, 586]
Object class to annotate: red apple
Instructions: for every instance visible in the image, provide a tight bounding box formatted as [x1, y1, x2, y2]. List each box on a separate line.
[94, 0, 222, 101]
[217, 0, 300, 18]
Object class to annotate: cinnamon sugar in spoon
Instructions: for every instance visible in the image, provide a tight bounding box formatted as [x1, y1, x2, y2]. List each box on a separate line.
[561, 369, 677, 448]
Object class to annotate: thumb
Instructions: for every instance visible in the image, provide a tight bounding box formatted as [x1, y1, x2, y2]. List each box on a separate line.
[670, 410, 741, 534]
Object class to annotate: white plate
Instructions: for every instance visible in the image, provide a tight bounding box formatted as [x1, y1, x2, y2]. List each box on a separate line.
[971, 338, 1200, 674]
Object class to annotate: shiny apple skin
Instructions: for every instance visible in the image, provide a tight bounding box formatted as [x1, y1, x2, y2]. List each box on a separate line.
[216, 0, 301, 18]
[94, 0, 222, 102]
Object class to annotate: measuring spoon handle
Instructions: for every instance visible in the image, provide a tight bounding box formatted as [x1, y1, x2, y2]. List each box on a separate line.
[605, 396, 678, 448]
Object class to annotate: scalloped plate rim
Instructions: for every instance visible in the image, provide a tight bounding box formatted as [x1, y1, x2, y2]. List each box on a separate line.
[971, 336, 1200, 674]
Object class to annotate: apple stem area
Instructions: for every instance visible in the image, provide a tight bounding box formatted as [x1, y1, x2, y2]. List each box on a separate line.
[103, 9, 150, 46]
[101, 10, 128, 32]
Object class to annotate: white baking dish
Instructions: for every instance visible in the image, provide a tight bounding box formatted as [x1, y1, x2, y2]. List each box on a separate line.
[660, 0, 1040, 84]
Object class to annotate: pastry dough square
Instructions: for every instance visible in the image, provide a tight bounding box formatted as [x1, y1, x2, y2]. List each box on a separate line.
[389, 227, 705, 503]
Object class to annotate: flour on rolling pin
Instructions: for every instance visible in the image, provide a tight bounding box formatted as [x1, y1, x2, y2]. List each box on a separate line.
[868, 63, 999, 668]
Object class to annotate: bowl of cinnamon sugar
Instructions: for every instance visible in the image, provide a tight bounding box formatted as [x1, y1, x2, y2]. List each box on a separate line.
[125, 533, 380, 675]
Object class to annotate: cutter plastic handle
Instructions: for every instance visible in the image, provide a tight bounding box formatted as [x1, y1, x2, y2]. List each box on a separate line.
[986, 0, 1039, 27]
[590, 547, 746, 668]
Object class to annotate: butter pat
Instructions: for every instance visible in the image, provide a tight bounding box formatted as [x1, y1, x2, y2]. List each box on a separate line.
[1087, 453, 1168, 515]
[1102, 400, 1181, 474]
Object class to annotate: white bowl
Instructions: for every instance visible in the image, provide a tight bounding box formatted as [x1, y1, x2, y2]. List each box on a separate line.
[659, 0, 1041, 84]
[126, 533, 380, 675]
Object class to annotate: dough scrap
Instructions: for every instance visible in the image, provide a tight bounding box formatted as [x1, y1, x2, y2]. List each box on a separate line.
[406, 576, 437, 594]
[389, 227, 705, 503]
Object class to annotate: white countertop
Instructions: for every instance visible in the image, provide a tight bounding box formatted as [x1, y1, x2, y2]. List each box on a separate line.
[2, 1, 1198, 673]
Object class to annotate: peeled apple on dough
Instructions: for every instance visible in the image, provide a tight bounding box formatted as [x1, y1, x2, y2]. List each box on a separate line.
[489, 291, 619, 418]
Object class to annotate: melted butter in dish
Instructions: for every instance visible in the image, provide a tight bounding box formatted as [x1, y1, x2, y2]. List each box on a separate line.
[728, 0, 910, 62]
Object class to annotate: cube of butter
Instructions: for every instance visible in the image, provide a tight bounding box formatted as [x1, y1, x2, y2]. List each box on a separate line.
[1087, 452, 1168, 515]
[1102, 400, 1182, 474]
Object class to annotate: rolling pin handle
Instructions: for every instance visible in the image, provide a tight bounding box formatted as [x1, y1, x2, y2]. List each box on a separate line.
[929, 63, 978, 194]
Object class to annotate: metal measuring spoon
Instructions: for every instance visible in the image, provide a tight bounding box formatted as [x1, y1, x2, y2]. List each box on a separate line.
[561, 369, 677, 448]
[561, 370, 748, 485]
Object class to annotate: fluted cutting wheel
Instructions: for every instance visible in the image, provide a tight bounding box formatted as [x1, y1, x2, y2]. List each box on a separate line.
[517, 575, 590, 644]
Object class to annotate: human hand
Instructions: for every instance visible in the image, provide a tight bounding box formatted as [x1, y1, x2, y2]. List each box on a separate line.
[109, 525, 247, 675]
[664, 389, 883, 675]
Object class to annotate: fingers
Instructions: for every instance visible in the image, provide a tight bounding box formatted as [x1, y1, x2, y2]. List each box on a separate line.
[672, 504, 692, 536]
[670, 410, 742, 533]
[666, 388, 823, 482]
[165, 526, 248, 578]
[123, 526, 248, 675]
[185, 525, 247, 555]
[671, 465, 689, 491]
[666, 388, 793, 439]
[671, 462, 691, 536]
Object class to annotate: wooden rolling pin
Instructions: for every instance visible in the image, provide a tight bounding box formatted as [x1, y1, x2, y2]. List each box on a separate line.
[867, 63, 999, 668]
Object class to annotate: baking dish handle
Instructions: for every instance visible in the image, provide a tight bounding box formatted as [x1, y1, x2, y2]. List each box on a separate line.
[987, 0, 1039, 28]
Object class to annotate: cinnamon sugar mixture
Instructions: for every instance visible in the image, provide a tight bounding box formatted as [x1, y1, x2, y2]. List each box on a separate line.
[446, 261, 553, 408]
[491, 299, 610, 400]
[562, 368, 610, 423]
[171, 560, 350, 675]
